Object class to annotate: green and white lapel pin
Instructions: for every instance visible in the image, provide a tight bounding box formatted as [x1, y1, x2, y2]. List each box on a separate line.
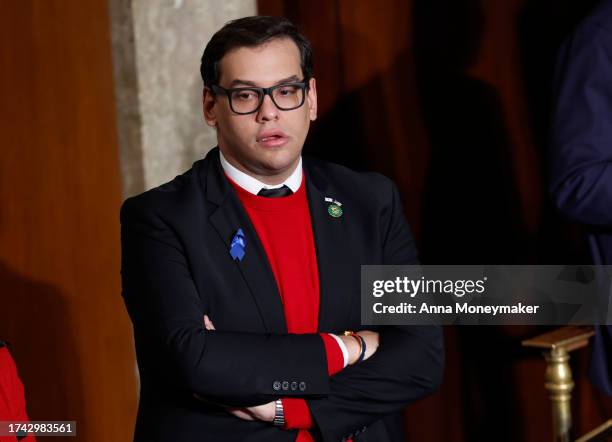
[325, 197, 343, 218]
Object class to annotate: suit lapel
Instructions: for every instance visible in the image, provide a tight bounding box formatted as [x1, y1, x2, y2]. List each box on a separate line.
[204, 150, 287, 333]
[305, 160, 353, 332]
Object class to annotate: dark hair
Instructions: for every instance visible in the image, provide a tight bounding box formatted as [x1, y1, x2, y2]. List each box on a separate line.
[200, 16, 313, 87]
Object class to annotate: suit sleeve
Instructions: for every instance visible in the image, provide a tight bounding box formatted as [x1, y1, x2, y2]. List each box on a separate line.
[550, 22, 612, 226]
[120, 197, 330, 407]
[281, 334, 344, 430]
[305, 180, 444, 442]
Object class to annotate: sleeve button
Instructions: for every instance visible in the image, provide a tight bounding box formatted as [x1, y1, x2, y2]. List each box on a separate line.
[273, 381, 281, 391]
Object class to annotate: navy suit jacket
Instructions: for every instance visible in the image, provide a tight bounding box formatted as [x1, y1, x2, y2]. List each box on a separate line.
[120, 148, 444, 441]
[550, 0, 612, 395]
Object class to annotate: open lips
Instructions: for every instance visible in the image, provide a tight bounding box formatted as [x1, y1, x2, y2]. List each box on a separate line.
[257, 129, 288, 147]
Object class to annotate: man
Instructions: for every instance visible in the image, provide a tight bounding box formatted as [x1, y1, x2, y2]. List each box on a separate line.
[550, 0, 612, 395]
[121, 16, 443, 442]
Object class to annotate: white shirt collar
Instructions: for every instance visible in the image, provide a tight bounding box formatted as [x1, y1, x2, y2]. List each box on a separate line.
[219, 150, 302, 195]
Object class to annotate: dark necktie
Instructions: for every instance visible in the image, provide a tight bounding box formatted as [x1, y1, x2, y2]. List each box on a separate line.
[257, 185, 293, 198]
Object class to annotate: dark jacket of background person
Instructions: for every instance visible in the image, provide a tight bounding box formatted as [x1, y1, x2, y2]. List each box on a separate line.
[550, 0, 612, 395]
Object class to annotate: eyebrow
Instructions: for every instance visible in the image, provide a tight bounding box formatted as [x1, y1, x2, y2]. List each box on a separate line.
[228, 75, 302, 88]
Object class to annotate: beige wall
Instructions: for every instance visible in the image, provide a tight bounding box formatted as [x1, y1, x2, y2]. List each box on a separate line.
[110, 0, 257, 197]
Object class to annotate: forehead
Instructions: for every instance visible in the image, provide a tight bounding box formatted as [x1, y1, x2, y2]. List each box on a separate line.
[218, 38, 302, 86]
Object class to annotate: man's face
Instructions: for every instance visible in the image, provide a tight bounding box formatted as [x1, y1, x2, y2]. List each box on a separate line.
[203, 38, 317, 183]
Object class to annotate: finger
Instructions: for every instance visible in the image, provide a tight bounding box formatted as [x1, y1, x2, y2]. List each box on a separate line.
[227, 408, 255, 421]
[247, 401, 275, 422]
[203, 315, 216, 330]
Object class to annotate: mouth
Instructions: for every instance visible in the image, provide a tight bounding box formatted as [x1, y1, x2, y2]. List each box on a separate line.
[256, 130, 289, 148]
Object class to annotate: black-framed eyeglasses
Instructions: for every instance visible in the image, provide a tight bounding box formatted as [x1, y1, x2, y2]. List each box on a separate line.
[210, 80, 309, 115]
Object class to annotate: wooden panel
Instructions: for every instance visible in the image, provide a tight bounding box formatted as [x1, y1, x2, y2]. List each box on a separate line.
[336, 0, 428, 236]
[0, 1, 137, 441]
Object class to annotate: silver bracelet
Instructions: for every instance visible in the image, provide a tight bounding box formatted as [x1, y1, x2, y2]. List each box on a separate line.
[273, 399, 285, 427]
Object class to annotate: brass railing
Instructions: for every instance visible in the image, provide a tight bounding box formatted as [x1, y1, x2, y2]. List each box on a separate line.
[522, 326, 612, 442]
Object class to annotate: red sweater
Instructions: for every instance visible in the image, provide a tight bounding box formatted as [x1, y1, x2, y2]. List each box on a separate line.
[0, 346, 35, 442]
[230, 175, 345, 442]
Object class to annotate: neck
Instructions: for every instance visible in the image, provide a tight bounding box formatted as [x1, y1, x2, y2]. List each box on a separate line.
[221, 152, 299, 185]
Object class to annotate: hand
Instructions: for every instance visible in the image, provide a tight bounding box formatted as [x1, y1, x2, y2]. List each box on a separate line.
[203, 315, 215, 330]
[226, 401, 276, 423]
[339, 330, 380, 365]
[193, 393, 276, 423]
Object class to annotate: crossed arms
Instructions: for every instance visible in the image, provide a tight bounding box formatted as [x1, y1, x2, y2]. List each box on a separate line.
[120, 180, 444, 441]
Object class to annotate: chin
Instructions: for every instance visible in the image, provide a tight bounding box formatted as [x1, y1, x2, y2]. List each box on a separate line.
[263, 159, 296, 173]
[262, 157, 299, 175]
[260, 147, 299, 166]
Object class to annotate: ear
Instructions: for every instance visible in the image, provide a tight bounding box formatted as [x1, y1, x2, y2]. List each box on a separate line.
[306, 77, 318, 121]
[202, 88, 217, 127]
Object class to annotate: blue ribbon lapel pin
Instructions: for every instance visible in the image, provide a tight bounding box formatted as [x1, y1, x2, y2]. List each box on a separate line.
[229, 228, 246, 262]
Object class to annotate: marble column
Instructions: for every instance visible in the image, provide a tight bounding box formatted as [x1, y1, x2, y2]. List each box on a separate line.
[109, 0, 256, 197]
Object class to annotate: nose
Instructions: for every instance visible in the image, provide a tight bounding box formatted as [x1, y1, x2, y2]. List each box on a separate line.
[256, 93, 279, 122]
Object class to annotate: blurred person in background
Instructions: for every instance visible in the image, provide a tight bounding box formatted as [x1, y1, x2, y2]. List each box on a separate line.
[0, 340, 35, 442]
[550, 0, 612, 395]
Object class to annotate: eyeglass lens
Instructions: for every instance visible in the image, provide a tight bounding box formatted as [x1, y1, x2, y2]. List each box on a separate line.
[230, 84, 305, 113]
